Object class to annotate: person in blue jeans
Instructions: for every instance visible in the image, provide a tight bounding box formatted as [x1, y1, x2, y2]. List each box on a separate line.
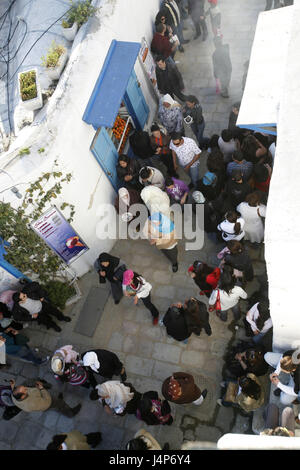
[0, 332, 48, 366]
[183, 95, 209, 149]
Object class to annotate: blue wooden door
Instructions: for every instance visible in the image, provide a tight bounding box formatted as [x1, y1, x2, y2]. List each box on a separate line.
[124, 70, 149, 130]
[90, 127, 120, 191]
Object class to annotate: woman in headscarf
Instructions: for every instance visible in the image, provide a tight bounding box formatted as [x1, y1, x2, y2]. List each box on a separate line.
[114, 187, 142, 224]
[142, 211, 179, 272]
[188, 260, 221, 297]
[162, 372, 207, 405]
[94, 253, 127, 305]
[140, 185, 170, 217]
[158, 94, 184, 135]
[96, 380, 141, 416]
[81, 349, 126, 396]
[122, 270, 160, 325]
[51, 345, 90, 388]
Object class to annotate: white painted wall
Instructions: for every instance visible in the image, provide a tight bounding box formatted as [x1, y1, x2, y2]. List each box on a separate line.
[0, 0, 161, 278]
[265, 5, 300, 351]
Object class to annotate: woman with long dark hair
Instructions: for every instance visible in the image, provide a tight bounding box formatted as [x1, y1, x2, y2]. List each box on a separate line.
[122, 270, 159, 325]
[223, 240, 254, 282]
[208, 265, 247, 322]
[116, 154, 142, 190]
[94, 253, 127, 305]
[188, 260, 221, 297]
[245, 300, 273, 344]
[217, 210, 245, 242]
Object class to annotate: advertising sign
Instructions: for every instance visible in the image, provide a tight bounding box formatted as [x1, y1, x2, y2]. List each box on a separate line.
[31, 206, 88, 264]
[139, 37, 160, 98]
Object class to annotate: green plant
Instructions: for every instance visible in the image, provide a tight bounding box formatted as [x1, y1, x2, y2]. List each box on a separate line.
[42, 280, 76, 309]
[63, 0, 98, 28]
[38, 148, 45, 153]
[19, 70, 37, 101]
[19, 147, 30, 156]
[0, 162, 75, 283]
[41, 41, 66, 69]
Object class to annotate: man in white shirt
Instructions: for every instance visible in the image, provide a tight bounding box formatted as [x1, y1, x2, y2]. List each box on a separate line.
[218, 129, 238, 163]
[169, 132, 201, 187]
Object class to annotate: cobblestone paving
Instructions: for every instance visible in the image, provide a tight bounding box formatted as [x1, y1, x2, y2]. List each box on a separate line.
[0, 0, 266, 450]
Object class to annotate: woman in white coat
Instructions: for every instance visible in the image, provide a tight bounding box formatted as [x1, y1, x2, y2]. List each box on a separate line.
[237, 192, 266, 243]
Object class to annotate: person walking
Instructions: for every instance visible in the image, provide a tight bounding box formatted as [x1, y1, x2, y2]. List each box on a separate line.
[11, 379, 81, 417]
[155, 56, 187, 102]
[223, 240, 254, 283]
[136, 391, 173, 425]
[188, 260, 221, 297]
[217, 211, 245, 242]
[151, 23, 179, 61]
[140, 185, 171, 217]
[143, 212, 179, 272]
[187, 0, 208, 40]
[169, 132, 202, 187]
[162, 372, 207, 405]
[212, 37, 232, 98]
[46, 430, 102, 450]
[208, 265, 248, 322]
[94, 253, 127, 305]
[183, 95, 207, 148]
[81, 349, 127, 399]
[0, 331, 48, 366]
[51, 345, 90, 388]
[122, 270, 160, 325]
[205, 0, 221, 36]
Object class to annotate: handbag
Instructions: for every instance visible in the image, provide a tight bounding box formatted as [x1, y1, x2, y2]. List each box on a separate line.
[209, 289, 221, 312]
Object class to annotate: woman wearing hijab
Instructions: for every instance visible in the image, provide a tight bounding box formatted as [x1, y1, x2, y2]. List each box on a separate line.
[140, 185, 170, 217]
[96, 380, 141, 416]
[114, 187, 142, 224]
[51, 345, 90, 388]
[122, 270, 160, 325]
[94, 253, 127, 305]
[188, 260, 221, 297]
[158, 94, 184, 135]
[81, 349, 127, 400]
[142, 212, 179, 272]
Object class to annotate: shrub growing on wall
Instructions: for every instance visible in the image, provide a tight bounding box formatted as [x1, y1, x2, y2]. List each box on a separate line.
[19, 70, 38, 101]
[0, 162, 75, 283]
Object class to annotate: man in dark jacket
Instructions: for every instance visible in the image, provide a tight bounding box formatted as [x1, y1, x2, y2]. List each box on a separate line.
[187, 0, 208, 40]
[155, 56, 186, 101]
[212, 36, 232, 98]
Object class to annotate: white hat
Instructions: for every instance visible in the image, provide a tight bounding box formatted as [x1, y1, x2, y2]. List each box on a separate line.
[192, 191, 206, 204]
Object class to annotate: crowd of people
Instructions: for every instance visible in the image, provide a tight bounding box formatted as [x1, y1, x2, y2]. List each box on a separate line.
[0, 0, 298, 451]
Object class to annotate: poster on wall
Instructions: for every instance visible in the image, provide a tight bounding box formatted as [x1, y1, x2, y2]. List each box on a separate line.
[138, 37, 160, 99]
[31, 206, 89, 265]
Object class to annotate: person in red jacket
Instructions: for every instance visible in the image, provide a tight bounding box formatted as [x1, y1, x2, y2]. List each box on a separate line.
[188, 260, 220, 297]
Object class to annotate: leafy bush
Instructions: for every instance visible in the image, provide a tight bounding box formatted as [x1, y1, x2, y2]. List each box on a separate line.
[63, 0, 98, 28]
[41, 41, 66, 68]
[42, 280, 76, 310]
[19, 70, 37, 101]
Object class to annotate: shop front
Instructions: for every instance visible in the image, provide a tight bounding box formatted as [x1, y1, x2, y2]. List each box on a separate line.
[83, 40, 151, 191]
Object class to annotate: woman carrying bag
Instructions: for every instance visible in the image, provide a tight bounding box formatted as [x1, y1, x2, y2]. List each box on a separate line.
[136, 391, 173, 426]
[94, 253, 127, 305]
[122, 270, 159, 325]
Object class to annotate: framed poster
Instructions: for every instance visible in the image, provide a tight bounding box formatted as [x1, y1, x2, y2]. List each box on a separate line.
[31, 206, 89, 265]
[138, 37, 160, 99]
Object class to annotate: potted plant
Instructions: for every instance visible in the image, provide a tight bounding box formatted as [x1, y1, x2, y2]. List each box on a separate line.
[41, 41, 68, 80]
[61, 0, 98, 41]
[18, 68, 43, 111]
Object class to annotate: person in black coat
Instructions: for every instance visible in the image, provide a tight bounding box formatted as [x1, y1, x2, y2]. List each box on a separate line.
[187, 0, 208, 40]
[224, 240, 254, 282]
[94, 252, 127, 304]
[12, 282, 71, 332]
[136, 391, 173, 425]
[81, 349, 127, 399]
[155, 56, 186, 102]
[220, 169, 252, 212]
[0, 302, 24, 335]
[129, 130, 154, 160]
[212, 36, 232, 98]
[116, 154, 142, 191]
[163, 298, 212, 341]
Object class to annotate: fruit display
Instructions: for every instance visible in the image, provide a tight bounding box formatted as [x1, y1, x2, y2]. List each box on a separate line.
[112, 114, 132, 154]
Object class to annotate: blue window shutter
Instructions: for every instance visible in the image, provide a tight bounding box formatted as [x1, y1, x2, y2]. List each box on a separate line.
[90, 128, 120, 191]
[124, 70, 149, 129]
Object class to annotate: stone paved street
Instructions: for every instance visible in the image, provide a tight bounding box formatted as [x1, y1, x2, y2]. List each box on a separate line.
[0, 0, 267, 451]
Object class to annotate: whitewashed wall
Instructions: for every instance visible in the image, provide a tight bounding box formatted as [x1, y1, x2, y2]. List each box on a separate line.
[0, 0, 161, 278]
